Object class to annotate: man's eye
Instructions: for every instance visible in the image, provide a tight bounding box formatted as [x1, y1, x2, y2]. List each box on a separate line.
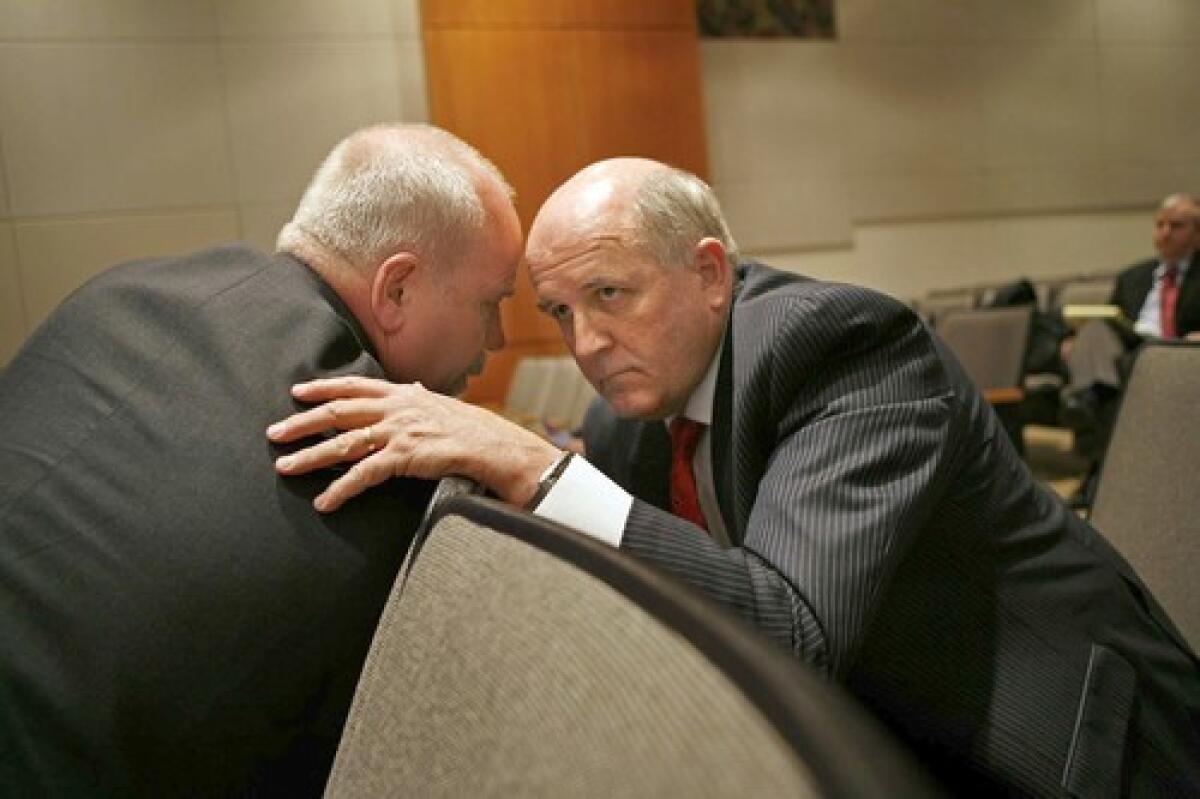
[550, 305, 571, 320]
[598, 286, 619, 300]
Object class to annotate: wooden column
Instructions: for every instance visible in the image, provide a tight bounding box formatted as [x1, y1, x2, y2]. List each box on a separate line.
[420, 0, 709, 405]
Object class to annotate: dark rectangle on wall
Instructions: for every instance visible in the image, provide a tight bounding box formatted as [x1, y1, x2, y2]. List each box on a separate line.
[697, 0, 835, 38]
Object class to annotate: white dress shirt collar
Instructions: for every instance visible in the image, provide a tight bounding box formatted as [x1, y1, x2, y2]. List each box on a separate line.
[675, 344, 721, 426]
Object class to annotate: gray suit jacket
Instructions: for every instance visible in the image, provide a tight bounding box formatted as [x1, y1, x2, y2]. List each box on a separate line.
[585, 262, 1200, 796]
[0, 245, 432, 796]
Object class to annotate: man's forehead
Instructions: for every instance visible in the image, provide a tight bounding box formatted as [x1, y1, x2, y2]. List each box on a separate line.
[528, 231, 639, 280]
[1158, 201, 1196, 219]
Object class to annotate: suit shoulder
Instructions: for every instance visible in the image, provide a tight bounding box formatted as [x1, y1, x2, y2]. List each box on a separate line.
[60, 244, 270, 310]
[1117, 258, 1158, 281]
[734, 262, 918, 342]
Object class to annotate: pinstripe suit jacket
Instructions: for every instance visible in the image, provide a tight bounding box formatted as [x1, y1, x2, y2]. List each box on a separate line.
[585, 262, 1200, 796]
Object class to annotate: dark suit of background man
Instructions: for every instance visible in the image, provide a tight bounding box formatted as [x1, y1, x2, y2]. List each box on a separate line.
[272, 159, 1200, 796]
[0, 125, 522, 795]
[1060, 193, 1200, 497]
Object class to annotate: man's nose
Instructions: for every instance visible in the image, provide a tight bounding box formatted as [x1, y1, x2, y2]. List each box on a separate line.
[572, 312, 611, 358]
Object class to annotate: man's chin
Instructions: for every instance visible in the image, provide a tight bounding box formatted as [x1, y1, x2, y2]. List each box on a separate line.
[605, 389, 668, 421]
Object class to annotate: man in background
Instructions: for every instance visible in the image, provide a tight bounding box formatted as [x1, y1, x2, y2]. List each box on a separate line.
[0, 124, 521, 795]
[272, 158, 1200, 795]
[1061, 192, 1200, 501]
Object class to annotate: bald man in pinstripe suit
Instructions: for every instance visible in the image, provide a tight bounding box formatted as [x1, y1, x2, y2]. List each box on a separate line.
[271, 159, 1200, 796]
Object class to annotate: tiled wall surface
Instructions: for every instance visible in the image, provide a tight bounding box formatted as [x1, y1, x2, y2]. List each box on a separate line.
[3, 0, 1197, 363]
[0, 0, 426, 363]
[704, 0, 1200, 298]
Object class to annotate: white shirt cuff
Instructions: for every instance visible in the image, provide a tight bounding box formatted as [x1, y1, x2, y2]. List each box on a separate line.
[532, 455, 630, 548]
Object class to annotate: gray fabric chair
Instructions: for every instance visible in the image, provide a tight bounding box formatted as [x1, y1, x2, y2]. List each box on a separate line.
[1089, 343, 1200, 650]
[919, 288, 976, 326]
[935, 306, 1033, 401]
[324, 495, 940, 798]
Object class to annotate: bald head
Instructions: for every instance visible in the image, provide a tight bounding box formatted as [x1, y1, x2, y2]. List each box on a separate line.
[1153, 192, 1199, 263]
[528, 158, 737, 272]
[525, 158, 736, 419]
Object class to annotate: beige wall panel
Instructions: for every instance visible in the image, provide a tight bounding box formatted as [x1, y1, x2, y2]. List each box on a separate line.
[840, 45, 984, 179]
[0, 153, 9, 218]
[716, 177, 851, 251]
[1099, 46, 1200, 181]
[0, 43, 233, 216]
[977, 44, 1101, 171]
[975, 0, 1096, 41]
[216, 0, 393, 39]
[751, 209, 1152, 302]
[222, 43, 403, 205]
[390, 0, 421, 37]
[395, 39, 430, 122]
[703, 41, 844, 184]
[1097, 0, 1200, 43]
[980, 166, 1109, 213]
[853, 217, 1002, 297]
[838, 0, 975, 42]
[764, 247, 860, 285]
[842, 210, 1149, 299]
[15, 209, 238, 329]
[0, 222, 25, 364]
[238, 203, 294, 253]
[1104, 162, 1200, 208]
[988, 211, 1151, 278]
[0, 0, 215, 40]
[847, 172, 991, 221]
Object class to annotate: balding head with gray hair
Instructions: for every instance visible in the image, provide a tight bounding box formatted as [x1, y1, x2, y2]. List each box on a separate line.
[627, 165, 739, 269]
[278, 124, 512, 272]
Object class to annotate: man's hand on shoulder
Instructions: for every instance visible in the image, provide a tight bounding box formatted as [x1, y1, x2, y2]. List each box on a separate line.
[266, 376, 562, 511]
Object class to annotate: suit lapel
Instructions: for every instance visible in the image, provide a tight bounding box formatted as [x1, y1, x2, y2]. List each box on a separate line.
[711, 328, 739, 543]
[1125, 261, 1156, 317]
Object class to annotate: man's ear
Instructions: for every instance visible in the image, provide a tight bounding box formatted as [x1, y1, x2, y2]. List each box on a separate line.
[692, 237, 732, 310]
[371, 252, 419, 333]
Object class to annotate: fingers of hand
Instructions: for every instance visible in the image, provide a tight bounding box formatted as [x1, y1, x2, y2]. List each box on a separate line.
[292, 375, 396, 402]
[266, 399, 374, 442]
[275, 427, 381, 475]
[314, 455, 397, 513]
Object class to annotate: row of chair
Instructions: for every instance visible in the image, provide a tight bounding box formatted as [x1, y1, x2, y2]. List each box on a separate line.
[324, 482, 942, 796]
[935, 325, 1200, 648]
[917, 271, 1118, 326]
[375, 343, 1197, 796]
[1087, 343, 1200, 647]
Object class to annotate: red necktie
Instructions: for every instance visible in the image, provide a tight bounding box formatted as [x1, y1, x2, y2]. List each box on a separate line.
[1161, 264, 1180, 339]
[668, 417, 707, 531]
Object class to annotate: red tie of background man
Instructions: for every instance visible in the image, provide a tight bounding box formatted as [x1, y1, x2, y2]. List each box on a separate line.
[668, 417, 708, 531]
[1161, 264, 1180, 339]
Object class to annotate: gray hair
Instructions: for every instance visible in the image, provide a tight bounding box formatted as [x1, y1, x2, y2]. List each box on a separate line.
[1162, 193, 1200, 224]
[627, 166, 739, 268]
[277, 124, 511, 269]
